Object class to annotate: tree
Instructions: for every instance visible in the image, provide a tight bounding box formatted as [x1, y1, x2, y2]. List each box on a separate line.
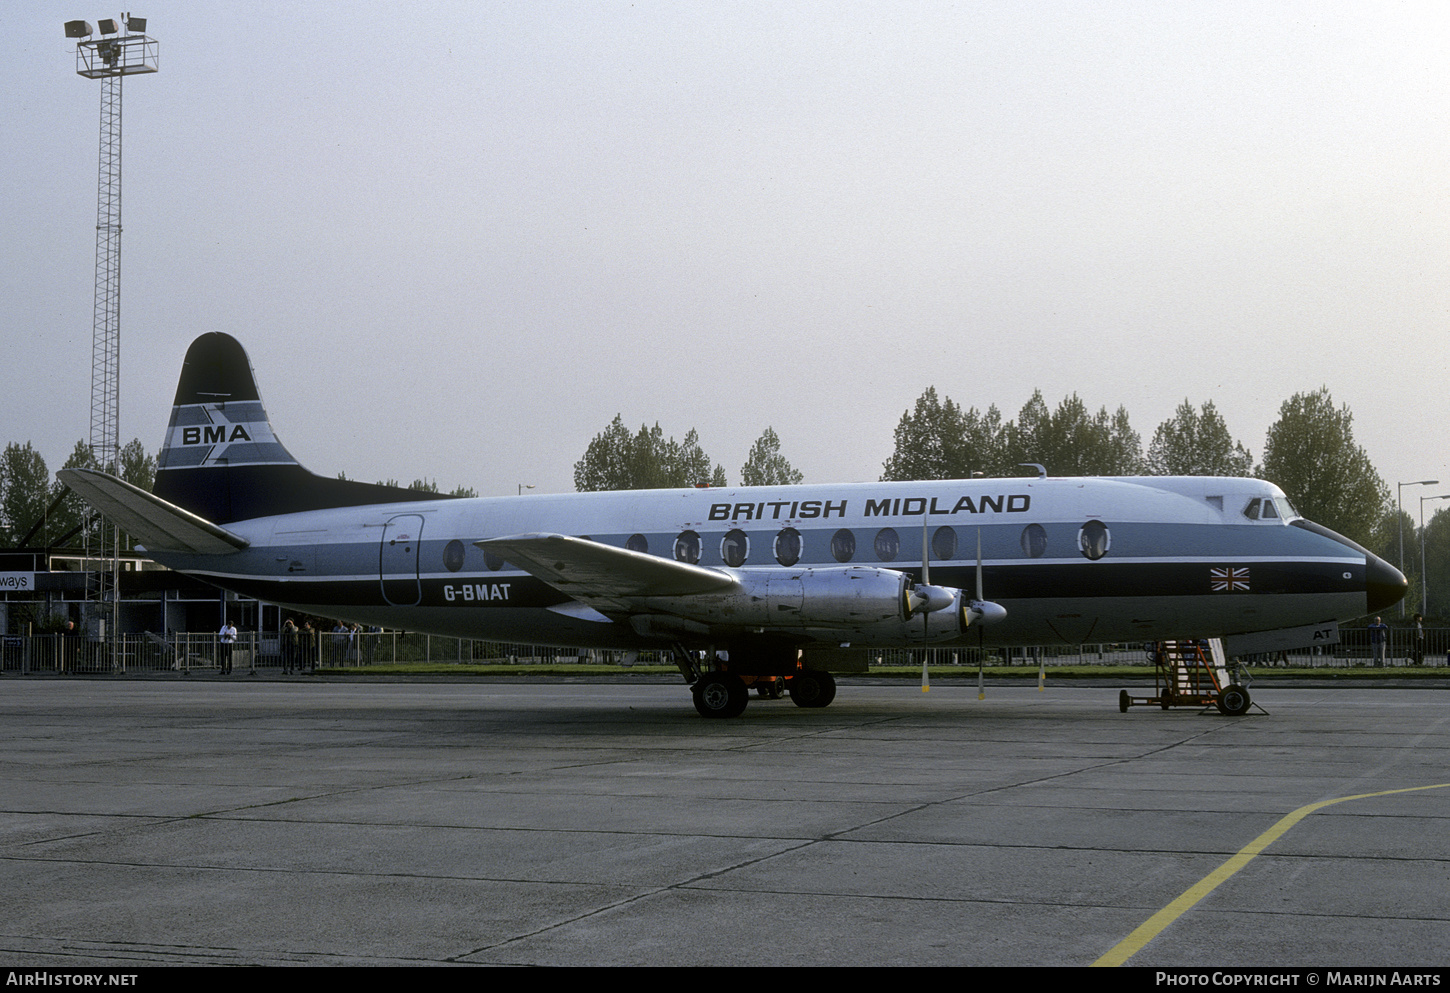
[881, 387, 964, 481]
[574, 416, 727, 491]
[1259, 388, 1389, 548]
[1004, 391, 1144, 476]
[1420, 507, 1450, 620]
[118, 439, 156, 492]
[741, 427, 804, 487]
[1146, 400, 1254, 476]
[1, 442, 51, 546]
[880, 387, 1010, 481]
[46, 439, 156, 551]
[52, 440, 100, 549]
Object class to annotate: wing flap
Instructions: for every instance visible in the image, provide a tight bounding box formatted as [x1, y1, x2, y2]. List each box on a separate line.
[57, 468, 249, 555]
[475, 533, 737, 611]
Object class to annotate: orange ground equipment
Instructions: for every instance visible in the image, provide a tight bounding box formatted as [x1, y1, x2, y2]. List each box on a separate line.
[1119, 638, 1254, 716]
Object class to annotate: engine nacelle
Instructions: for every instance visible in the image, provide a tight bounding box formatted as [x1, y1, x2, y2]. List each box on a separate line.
[639, 566, 971, 644]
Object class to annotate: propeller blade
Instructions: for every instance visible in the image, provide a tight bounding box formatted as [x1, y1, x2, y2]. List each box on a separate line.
[922, 518, 930, 585]
[976, 528, 984, 601]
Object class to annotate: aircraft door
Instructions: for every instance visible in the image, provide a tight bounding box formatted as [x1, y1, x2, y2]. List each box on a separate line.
[380, 514, 424, 606]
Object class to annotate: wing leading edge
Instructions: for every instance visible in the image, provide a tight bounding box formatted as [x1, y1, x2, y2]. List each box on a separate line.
[474, 533, 738, 614]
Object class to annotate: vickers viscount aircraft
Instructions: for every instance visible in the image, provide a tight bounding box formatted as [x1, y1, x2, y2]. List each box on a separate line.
[60, 333, 1406, 717]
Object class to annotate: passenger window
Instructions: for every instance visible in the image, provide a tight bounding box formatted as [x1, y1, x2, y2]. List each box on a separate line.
[932, 526, 958, 562]
[674, 530, 701, 565]
[774, 527, 802, 567]
[721, 529, 749, 567]
[626, 533, 648, 554]
[443, 539, 465, 573]
[1020, 523, 1047, 558]
[831, 528, 856, 563]
[1078, 520, 1110, 561]
[874, 528, 900, 562]
[482, 548, 507, 572]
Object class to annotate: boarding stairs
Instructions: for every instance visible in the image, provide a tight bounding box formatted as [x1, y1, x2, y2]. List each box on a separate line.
[1119, 638, 1255, 716]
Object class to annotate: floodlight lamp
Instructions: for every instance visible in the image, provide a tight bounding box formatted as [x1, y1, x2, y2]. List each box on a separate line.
[97, 18, 120, 35]
[64, 20, 94, 38]
[125, 15, 146, 32]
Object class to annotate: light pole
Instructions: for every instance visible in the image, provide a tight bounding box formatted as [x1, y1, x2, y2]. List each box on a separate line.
[518, 483, 534, 496]
[64, 14, 157, 656]
[1419, 494, 1450, 618]
[1398, 480, 1439, 616]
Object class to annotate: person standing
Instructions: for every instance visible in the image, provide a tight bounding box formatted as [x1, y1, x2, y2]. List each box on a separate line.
[282, 618, 299, 673]
[1413, 614, 1426, 666]
[1368, 616, 1389, 668]
[218, 619, 238, 674]
[302, 621, 317, 672]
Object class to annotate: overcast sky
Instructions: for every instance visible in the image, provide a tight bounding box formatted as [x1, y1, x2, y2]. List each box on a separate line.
[4, 1, 1447, 509]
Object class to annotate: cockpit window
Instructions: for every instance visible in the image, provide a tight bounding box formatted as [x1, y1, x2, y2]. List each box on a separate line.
[1244, 496, 1293, 522]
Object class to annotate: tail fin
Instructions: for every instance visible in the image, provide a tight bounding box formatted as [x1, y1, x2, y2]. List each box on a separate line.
[154, 333, 454, 524]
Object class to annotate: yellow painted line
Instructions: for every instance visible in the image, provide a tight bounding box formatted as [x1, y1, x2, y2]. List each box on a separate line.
[1093, 782, 1450, 968]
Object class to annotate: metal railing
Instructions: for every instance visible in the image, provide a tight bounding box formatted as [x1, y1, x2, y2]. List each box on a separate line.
[2, 630, 1447, 675]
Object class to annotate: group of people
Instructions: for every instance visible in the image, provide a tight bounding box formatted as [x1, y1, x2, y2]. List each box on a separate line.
[1366, 614, 1430, 667]
[280, 618, 380, 671]
[214, 617, 381, 674]
[280, 618, 318, 673]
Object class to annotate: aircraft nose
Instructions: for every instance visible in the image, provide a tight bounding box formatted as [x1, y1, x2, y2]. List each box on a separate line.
[1366, 551, 1408, 614]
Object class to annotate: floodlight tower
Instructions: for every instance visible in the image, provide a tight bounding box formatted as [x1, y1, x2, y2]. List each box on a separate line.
[64, 14, 157, 637]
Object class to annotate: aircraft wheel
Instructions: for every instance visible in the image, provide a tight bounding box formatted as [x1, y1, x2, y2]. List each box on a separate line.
[789, 669, 836, 709]
[756, 680, 784, 700]
[1119, 690, 1130, 713]
[1216, 684, 1251, 717]
[693, 672, 749, 719]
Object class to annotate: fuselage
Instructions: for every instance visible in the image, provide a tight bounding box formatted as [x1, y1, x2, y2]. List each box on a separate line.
[145, 473, 1403, 651]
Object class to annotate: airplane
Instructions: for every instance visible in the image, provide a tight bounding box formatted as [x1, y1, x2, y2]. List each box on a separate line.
[59, 332, 1406, 718]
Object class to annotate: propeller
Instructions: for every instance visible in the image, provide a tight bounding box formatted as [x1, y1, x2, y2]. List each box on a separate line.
[963, 528, 1010, 699]
[905, 517, 1009, 696]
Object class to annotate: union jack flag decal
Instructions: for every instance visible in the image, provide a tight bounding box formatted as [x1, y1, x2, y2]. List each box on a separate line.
[1210, 567, 1250, 592]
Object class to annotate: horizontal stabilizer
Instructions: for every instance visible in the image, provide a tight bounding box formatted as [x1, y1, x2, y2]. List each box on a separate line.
[57, 468, 249, 555]
[476, 533, 737, 611]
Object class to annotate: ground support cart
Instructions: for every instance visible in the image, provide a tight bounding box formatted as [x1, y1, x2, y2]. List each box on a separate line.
[1119, 638, 1255, 716]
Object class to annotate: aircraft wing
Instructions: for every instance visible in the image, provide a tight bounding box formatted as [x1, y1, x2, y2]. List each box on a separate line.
[474, 533, 738, 613]
[56, 468, 250, 556]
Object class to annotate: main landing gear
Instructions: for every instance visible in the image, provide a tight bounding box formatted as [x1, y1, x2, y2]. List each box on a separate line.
[684, 651, 837, 719]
